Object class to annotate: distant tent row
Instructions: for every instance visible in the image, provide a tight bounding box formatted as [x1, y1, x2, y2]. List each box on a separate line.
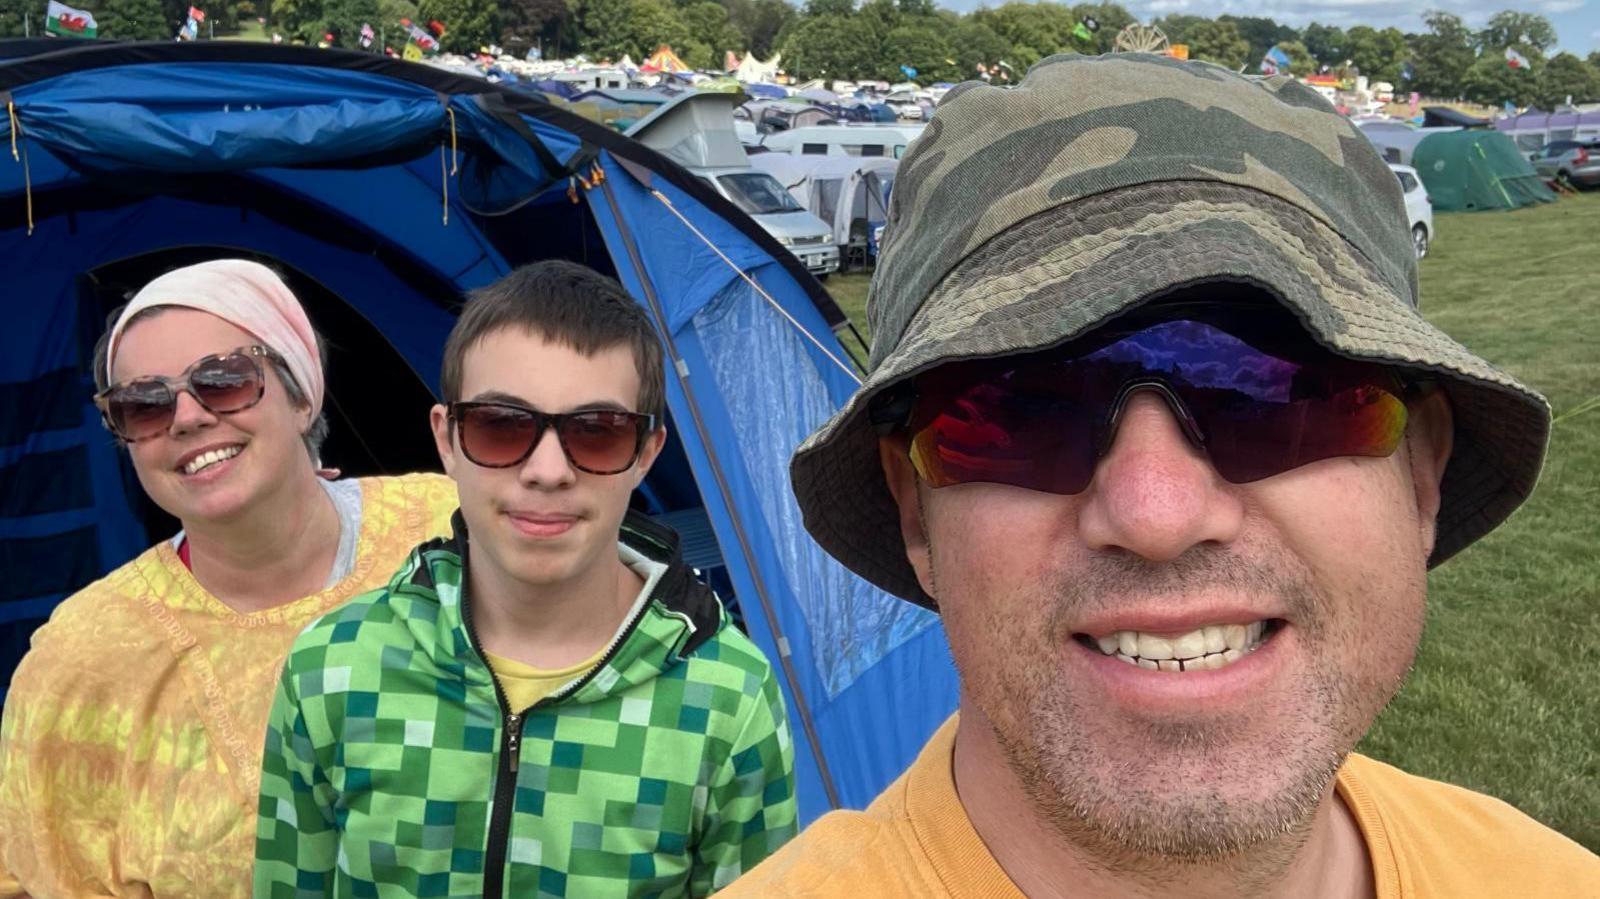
[1496, 107, 1600, 154]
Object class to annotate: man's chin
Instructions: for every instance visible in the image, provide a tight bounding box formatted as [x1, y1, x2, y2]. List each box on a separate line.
[996, 714, 1345, 862]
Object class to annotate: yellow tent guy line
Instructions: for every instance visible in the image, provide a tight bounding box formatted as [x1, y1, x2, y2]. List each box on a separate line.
[646, 187, 862, 386]
[8, 101, 32, 235]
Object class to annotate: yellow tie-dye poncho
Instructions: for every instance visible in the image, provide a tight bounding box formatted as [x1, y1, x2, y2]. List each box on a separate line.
[0, 473, 457, 898]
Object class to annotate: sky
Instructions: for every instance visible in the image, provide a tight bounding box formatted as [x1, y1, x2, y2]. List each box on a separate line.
[935, 1, 1600, 57]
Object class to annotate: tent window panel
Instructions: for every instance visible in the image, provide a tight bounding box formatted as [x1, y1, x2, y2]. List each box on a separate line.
[815, 180, 843, 229]
[0, 446, 95, 517]
[802, 143, 828, 155]
[0, 367, 85, 444]
[1548, 129, 1575, 144]
[693, 278, 937, 698]
[1516, 133, 1546, 151]
[0, 526, 100, 602]
[858, 145, 885, 158]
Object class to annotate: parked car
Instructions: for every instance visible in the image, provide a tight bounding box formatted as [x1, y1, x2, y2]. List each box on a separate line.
[1530, 139, 1600, 189]
[1389, 163, 1435, 259]
[628, 92, 840, 278]
[703, 170, 841, 276]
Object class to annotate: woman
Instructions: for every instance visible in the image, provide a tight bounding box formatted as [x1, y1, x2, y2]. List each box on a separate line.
[0, 260, 457, 897]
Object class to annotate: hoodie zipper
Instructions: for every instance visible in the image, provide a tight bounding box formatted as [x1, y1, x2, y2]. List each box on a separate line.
[460, 554, 673, 898]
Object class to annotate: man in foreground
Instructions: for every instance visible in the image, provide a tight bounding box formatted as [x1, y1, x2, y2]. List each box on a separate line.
[255, 261, 796, 896]
[727, 54, 1598, 897]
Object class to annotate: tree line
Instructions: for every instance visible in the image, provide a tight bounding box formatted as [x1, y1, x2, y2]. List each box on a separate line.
[2, 0, 1598, 108]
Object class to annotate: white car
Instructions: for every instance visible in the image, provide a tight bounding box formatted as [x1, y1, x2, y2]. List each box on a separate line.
[1389, 163, 1435, 259]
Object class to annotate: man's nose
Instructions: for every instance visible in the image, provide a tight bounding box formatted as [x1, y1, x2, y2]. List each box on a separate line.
[1076, 390, 1245, 562]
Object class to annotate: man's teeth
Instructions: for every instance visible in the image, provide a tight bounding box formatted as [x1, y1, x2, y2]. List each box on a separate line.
[184, 446, 241, 475]
[1092, 623, 1267, 672]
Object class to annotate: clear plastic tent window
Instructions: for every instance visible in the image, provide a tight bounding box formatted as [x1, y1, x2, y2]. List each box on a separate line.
[694, 276, 937, 698]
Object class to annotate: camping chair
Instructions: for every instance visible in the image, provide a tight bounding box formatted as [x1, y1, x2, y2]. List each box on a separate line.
[845, 219, 871, 271]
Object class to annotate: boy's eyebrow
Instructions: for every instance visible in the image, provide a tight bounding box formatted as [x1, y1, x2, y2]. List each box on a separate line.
[465, 390, 632, 413]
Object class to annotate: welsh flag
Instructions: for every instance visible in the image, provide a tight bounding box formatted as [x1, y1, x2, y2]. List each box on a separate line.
[399, 18, 439, 53]
[45, 0, 97, 38]
[1505, 47, 1530, 70]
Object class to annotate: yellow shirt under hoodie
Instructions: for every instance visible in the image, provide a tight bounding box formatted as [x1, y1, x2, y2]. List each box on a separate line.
[0, 473, 457, 899]
[722, 714, 1599, 898]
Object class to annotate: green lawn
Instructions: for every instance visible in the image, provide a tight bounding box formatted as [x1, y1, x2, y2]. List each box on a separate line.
[218, 20, 267, 42]
[825, 192, 1600, 849]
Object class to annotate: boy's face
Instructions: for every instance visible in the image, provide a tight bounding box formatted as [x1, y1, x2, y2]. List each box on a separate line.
[431, 327, 664, 594]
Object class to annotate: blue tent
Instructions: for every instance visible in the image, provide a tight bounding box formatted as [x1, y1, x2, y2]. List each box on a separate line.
[0, 41, 958, 823]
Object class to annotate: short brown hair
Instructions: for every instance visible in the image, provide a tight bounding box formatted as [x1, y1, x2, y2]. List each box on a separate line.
[440, 261, 666, 418]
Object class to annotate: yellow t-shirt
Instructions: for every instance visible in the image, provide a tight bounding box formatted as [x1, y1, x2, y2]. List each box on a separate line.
[484, 646, 609, 712]
[0, 474, 459, 899]
[722, 714, 1599, 898]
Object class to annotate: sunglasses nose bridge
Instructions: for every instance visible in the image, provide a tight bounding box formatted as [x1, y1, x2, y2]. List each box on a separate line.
[520, 415, 579, 478]
[1100, 378, 1208, 458]
[168, 382, 220, 430]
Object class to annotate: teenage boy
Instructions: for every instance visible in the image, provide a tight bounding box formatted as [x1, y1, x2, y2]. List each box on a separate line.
[255, 261, 797, 897]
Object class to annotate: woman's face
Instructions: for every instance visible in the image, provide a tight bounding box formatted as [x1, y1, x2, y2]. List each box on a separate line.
[110, 308, 314, 528]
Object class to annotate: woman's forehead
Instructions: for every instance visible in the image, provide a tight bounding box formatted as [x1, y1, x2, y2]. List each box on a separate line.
[112, 308, 259, 379]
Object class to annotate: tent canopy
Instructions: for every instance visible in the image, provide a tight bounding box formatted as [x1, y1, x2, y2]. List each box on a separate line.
[0, 40, 957, 823]
[1411, 130, 1556, 211]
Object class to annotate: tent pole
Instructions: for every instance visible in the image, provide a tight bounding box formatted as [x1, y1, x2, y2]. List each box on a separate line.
[599, 170, 844, 812]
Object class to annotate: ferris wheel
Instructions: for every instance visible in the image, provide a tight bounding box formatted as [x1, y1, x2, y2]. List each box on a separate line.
[1113, 23, 1170, 54]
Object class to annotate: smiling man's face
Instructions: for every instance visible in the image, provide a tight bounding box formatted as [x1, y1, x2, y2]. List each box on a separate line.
[882, 370, 1452, 860]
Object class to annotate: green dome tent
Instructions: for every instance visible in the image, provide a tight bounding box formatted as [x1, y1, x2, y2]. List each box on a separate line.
[1412, 130, 1556, 211]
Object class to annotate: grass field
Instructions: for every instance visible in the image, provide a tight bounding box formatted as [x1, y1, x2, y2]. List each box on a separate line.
[825, 191, 1600, 849]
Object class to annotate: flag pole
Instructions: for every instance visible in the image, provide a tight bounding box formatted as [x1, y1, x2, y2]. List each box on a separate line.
[24, 11, 29, 36]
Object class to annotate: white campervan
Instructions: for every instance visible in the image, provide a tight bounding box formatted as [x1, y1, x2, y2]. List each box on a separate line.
[758, 124, 926, 160]
[628, 93, 840, 278]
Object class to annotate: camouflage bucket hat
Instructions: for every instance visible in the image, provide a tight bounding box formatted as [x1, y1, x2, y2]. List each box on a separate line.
[791, 53, 1551, 608]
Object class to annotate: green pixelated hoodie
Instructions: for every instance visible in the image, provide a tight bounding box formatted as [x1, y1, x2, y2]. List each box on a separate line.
[254, 511, 797, 898]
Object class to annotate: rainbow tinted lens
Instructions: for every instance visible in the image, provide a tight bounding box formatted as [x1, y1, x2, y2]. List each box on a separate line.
[907, 320, 1408, 494]
[454, 403, 650, 474]
[103, 351, 266, 441]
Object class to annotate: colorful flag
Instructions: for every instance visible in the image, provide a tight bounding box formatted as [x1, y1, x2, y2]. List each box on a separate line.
[403, 42, 423, 61]
[44, 0, 97, 38]
[1259, 46, 1292, 75]
[176, 5, 203, 40]
[1504, 47, 1529, 70]
[899, 65, 917, 79]
[427, 19, 445, 36]
[359, 22, 374, 48]
[404, 21, 439, 53]
[1072, 21, 1092, 42]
